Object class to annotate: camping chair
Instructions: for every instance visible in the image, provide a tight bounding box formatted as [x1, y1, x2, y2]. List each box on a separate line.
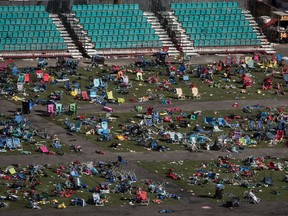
[217, 118, 230, 127]
[47, 103, 56, 116]
[106, 91, 116, 103]
[92, 193, 104, 206]
[204, 117, 216, 126]
[134, 105, 143, 113]
[52, 139, 62, 149]
[36, 70, 43, 79]
[69, 103, 78, 115]
[43, 73, 50, 82]
[93, 78, 101, 89]
[283, 67, 288, 86]
[81, 91, 89, 101]
[117, 156, 127, 167]
[12, 137, 22, 150]
[71, 197, 86, 207]
[245, 191, 260, 204]
[175, 88, 185, 100]
[17, 82, 24, 91]
[39, 145, 49, 153]
[6, 138, 15, 150]
[89, 89, 97, 100]
[18, 73, 25, 83]
[55, 103, 64, 115]
[191, 86, 201, 99]
[75, 122, 82, 132]
[136, 190, 149, 206]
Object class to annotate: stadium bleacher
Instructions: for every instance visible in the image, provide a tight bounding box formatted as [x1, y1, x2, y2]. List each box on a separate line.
[171, 1, 261, 47]
[72, 4, 163, 49]
[0, 5, 67, 52]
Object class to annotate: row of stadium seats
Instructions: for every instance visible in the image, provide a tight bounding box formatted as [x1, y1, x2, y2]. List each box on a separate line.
[0, 12, 49, 19]
[171, 2, 239, 9]
[0, 5, 45, 12]
[0, 30, 61, 38]
[79, 17, 147, 24]
[193, 39, 261, 47]
[91, 35, 159, 43]
[0, 44, 67, 51]
[186, 26, 254, 34]
[182, 20, 250, 28]
[75, 10, 143, 18]
[87, 28, 156, 37]
[0, 37, 65, 45]
[94, 41, 162, 49]
[0, 18, 53, 25]
[190, 33, 258, 40]
[0, 24, 57, 32]
[174, 8, 242, 15]
[178, 14, 245, 22]
[83, 23, 152, 30]
[72, 4, 139, 11]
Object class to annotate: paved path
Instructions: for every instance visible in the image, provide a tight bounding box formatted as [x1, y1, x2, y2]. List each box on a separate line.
[0, 97, 288, 216]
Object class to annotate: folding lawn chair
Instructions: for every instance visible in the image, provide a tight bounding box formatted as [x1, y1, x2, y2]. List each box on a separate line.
[89, 89, 97, 100]
[106, 91, 116, 103]
[82, 91, 89, 101]
[47, 103, 56, 116]
[217, 118, 230, 127]
[282, 67, 288, 86]
[6, 138, 15, 150]
[69, 103, 78, 115]
[117, 156, 127, 167]
[175, 88, 185, 100]
[17, 82, 24, 91]
[134, 105, 143, 113]
[0, 137, 7, 151]
[43, 73, 50, 82]
[191, 86, 201, 99]
[55, 103, 64, 115]
[18, 73, 25, 83]
[12, 137, 22, 150]
[204, 117, 216, 126]
[52, 139, 62, 149]
[92, 193, 104, 206]
[39, 145, 49, 153]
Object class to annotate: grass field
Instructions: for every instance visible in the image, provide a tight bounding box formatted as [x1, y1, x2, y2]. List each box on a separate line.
[140, 158, 288, 203]
[0, 162, 179, 210]
[4, 62, 287, 107]
[47, 106, 287, 153]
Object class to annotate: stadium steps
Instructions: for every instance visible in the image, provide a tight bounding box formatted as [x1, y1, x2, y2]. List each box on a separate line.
[243, 11, 275, 54]
[143, 11, 178, 56]
[50, 14, 82, 59]
[64, 13, 96, 57]
[161, 11, 198, 57]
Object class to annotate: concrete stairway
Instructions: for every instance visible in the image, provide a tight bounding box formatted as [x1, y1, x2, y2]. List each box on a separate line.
[243, 10, 276, 54]
[63, 13, 96, 57]
[49, 14, 83, 59]
[160, 11, 198, 58]
[143, 11, 179, 56]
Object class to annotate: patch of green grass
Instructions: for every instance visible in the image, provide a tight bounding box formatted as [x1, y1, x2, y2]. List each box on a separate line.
[6, 63, 288, 107]
[46, 106, 287, 152]
[0, 163, 179, 210]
